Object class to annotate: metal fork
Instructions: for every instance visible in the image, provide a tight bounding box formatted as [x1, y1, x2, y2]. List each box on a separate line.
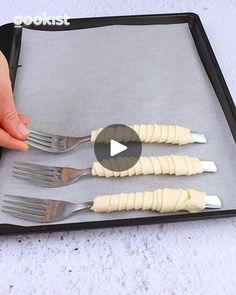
[13, 161, 92, 187]
[25, 130, 91, 153]
[12, 159, 217, 188]
[2, 194, 92, 222]
[26, 127, 207, 153]
[2, 193, 221, 223]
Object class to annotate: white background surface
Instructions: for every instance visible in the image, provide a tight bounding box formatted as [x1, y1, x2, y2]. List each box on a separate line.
[0, 1, 235, 294]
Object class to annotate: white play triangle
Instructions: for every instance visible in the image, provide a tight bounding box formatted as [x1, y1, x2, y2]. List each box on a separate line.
[110, 139, 127, 157]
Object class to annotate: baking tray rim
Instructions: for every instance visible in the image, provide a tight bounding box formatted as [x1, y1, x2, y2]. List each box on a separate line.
[0, 12, 235, 235]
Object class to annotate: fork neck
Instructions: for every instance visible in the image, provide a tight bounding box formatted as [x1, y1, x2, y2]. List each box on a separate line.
[81, 168, 92, 176]
[74, 201, 93, 211]
[65, 167, 92, 183]
[78, 135, 91, 144]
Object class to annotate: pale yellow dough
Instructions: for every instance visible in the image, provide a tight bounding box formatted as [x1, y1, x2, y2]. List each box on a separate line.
[92, 155, 203, 177]
[91, 124, 193, 145]
[91, 188, 206, 213]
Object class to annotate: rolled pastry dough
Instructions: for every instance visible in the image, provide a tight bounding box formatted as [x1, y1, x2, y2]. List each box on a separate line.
[91, 124, 193, 145]
[91, 188, 205, 213]
[92, 155, 203, 177]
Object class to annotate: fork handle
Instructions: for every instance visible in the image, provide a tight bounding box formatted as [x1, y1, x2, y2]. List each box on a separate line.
[91, 124, 194, 145]
[91, 155, 203, 177]
[91, 188, 205, 213]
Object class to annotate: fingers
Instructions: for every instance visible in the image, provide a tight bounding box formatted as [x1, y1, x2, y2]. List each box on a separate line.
[0, 128, 28, 151]
[0, 51, 30, 140]
[18, 113, 29, 126]
[0, 87, 30, 140]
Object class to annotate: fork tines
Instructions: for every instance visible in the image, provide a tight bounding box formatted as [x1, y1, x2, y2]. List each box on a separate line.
[13, 161, 61, 187]
[2, 194, 48, 222]
[26, 130, 55, 152]
[26, 130, 72, 153]
[25, 130, 85, 153]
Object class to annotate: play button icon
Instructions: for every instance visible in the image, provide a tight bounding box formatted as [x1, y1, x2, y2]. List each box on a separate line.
[110, 140, 127, 157]
[94, 124, 142, 172]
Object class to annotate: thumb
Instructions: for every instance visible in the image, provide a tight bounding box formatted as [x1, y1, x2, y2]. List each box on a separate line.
[1, 105, 30, 140]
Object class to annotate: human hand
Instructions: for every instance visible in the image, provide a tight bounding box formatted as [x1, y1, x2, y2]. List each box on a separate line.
[0, 51, 29, 151]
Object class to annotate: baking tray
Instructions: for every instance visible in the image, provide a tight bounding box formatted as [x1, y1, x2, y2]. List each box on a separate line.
[0, 13, 235, 235]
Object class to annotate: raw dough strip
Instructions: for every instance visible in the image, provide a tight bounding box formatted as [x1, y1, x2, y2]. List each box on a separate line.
[91, 188, 206, 213]
[92, 155, 203, 177]
[91, 124, 194, 145]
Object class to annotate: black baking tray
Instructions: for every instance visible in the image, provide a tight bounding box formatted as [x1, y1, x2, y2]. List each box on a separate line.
[0, 13, 235, 235]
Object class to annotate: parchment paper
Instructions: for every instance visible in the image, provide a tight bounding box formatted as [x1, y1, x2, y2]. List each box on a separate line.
[0, 23, 235, 226]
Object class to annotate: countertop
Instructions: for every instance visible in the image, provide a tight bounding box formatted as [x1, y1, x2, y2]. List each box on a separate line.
[0, 1, 235, 294]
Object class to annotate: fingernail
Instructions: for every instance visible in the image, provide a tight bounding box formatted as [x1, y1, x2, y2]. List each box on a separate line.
[21, 143, 29, 152]
[18, 123, 30, 136]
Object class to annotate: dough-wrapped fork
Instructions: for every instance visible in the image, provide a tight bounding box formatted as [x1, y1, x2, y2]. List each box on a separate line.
[25, 124, 207, 153]
[2, 189, 221, 223]
[12, 155, 217, 188]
